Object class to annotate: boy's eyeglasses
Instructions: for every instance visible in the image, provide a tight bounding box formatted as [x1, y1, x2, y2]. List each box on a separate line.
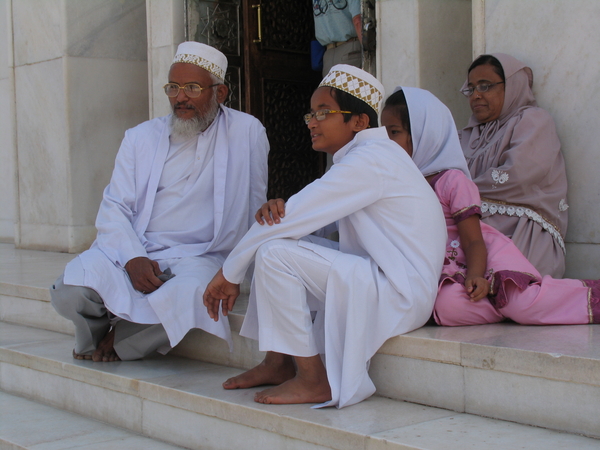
[304, 109, 352, 125]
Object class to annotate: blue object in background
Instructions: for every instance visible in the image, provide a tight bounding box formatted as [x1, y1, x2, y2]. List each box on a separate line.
[311, 40, 326, 72]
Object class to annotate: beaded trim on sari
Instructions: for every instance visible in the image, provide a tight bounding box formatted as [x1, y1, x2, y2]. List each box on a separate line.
[480, 198, 565, 254]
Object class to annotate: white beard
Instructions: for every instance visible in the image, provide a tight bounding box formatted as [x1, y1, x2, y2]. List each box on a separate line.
[170, 115, 204, 140]
[170, 93, 220, 140]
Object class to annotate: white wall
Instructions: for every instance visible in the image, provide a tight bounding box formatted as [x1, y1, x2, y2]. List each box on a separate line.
[147, 0, 185, 119]
[377, 0, 473, 126]
[479, 0, 600, 279]
[0, 0, 16, 242]
[9, 0, 149, 252]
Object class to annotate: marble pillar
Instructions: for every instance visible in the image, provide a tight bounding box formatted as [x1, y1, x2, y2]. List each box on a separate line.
[377, 0, 473, 126]
[0, 0, 16, 243]
[476, 0, 600, 279]
[146, 0, 185, 119]
[11, 0, 149, 252]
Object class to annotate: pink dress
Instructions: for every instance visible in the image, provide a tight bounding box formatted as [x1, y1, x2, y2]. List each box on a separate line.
[431, 170, 599, 326]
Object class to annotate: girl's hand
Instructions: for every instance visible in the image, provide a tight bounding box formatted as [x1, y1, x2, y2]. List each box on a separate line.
[465, 275, 490, 302]
[255, 198, 286, 225]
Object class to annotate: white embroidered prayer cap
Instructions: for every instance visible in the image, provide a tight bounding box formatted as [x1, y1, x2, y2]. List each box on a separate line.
[319, 64, 385, 114]
[172, 41, 228, 81]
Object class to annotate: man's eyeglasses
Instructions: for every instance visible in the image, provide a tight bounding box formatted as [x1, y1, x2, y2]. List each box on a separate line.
[303, 109, 352, 125]
[163, 82, 220, 98]
[460, 81, 504, 97]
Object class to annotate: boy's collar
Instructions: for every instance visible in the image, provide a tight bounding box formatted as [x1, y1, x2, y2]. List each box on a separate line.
[332, 127, 388, 164]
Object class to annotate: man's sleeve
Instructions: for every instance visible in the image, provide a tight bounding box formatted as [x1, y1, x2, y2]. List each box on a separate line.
[348, 0, 362, 18]
[247, 122, 270, 229]
[94, 129, 148, 268]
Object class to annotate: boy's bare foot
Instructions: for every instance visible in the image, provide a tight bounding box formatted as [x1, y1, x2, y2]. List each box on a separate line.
[92, 328, 121, 362]
[254, 353, 331, 405]
[72, 349, 92, 360]
[254, 374, 331, 405]
[223, 352, 296, 390]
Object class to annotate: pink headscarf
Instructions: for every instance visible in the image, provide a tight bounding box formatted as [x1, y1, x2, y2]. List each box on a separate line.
[459, 53, 568, 245]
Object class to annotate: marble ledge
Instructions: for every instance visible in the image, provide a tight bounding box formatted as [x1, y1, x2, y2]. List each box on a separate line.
[370, 413, 600, 450]
[0, 391, 186, 450]
[378, 323, 600, 386]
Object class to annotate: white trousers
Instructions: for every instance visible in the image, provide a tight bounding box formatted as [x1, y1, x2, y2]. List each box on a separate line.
[242, 236, 342, 357]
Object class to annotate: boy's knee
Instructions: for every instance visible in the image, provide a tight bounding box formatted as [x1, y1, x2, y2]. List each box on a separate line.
[255, 239, 291, 265]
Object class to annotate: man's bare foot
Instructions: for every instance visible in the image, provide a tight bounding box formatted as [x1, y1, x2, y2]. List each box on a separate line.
[92, 328, 121, 362]
[254, 374, 332, 405]
[223, 352, 296, 390]
[72, 349, 92, 360]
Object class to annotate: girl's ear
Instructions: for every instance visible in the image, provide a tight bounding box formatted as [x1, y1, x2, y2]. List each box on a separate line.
[352, 113, 370, 132]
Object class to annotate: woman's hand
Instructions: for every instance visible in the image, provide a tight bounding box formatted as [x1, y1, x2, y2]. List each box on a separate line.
[465, 275, 490, 302]
[255, 198, 286, 225]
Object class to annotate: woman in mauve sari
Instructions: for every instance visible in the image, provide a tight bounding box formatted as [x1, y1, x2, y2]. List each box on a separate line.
[459, 53, 568, 278]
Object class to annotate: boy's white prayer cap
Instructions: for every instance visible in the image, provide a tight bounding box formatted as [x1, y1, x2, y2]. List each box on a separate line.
[319, 64, 385, 114]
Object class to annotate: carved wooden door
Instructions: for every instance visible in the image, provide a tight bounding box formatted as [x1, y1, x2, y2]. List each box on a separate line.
[243, 0, 323, 199]
[186, 0, 323, 200]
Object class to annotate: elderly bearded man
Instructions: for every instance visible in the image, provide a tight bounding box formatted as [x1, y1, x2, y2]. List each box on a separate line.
[50, 42, 269, 362]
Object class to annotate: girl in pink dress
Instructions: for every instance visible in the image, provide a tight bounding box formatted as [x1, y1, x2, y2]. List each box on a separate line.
[381, 86, 599, 326]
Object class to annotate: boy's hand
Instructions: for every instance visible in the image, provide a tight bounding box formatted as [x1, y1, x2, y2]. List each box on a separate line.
[255, 198, 286, 225]
[203, 269, 240, 321]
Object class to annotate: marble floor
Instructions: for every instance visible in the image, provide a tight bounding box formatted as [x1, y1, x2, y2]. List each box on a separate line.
[2, 322, 600, 450]
[0, 243, 76, 292]
[0, 391, 187, 449]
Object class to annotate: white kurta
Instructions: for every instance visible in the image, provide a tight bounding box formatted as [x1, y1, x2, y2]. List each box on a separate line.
[64, 106, 269, 349]
[222, 127, 447, 408]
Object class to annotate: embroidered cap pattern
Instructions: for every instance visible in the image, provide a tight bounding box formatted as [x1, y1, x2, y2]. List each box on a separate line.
[320, 70, 383, 113]
[172, 53, 225, 80]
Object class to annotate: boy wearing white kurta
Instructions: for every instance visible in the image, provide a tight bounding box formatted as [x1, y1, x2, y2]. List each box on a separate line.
[51, 42, 269, 362]
[204, 65, 446, 408]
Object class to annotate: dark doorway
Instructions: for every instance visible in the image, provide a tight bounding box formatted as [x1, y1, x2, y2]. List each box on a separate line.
[186, 0, 324, 200]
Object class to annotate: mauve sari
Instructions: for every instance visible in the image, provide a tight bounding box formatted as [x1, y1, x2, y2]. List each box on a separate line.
[459, 53, 568, 278]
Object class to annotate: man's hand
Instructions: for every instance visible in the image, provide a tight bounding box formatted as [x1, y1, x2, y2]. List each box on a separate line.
[465, 275, 490, 302]
[203, 268, 240, 321]
[255, 198, 286, 225]
[125, 257, 164, 294]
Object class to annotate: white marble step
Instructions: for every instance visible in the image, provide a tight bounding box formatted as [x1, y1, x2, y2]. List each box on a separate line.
[1, 243, 600, 439]
[0, 390, 187, 450]
[1, 322, 599, 450]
